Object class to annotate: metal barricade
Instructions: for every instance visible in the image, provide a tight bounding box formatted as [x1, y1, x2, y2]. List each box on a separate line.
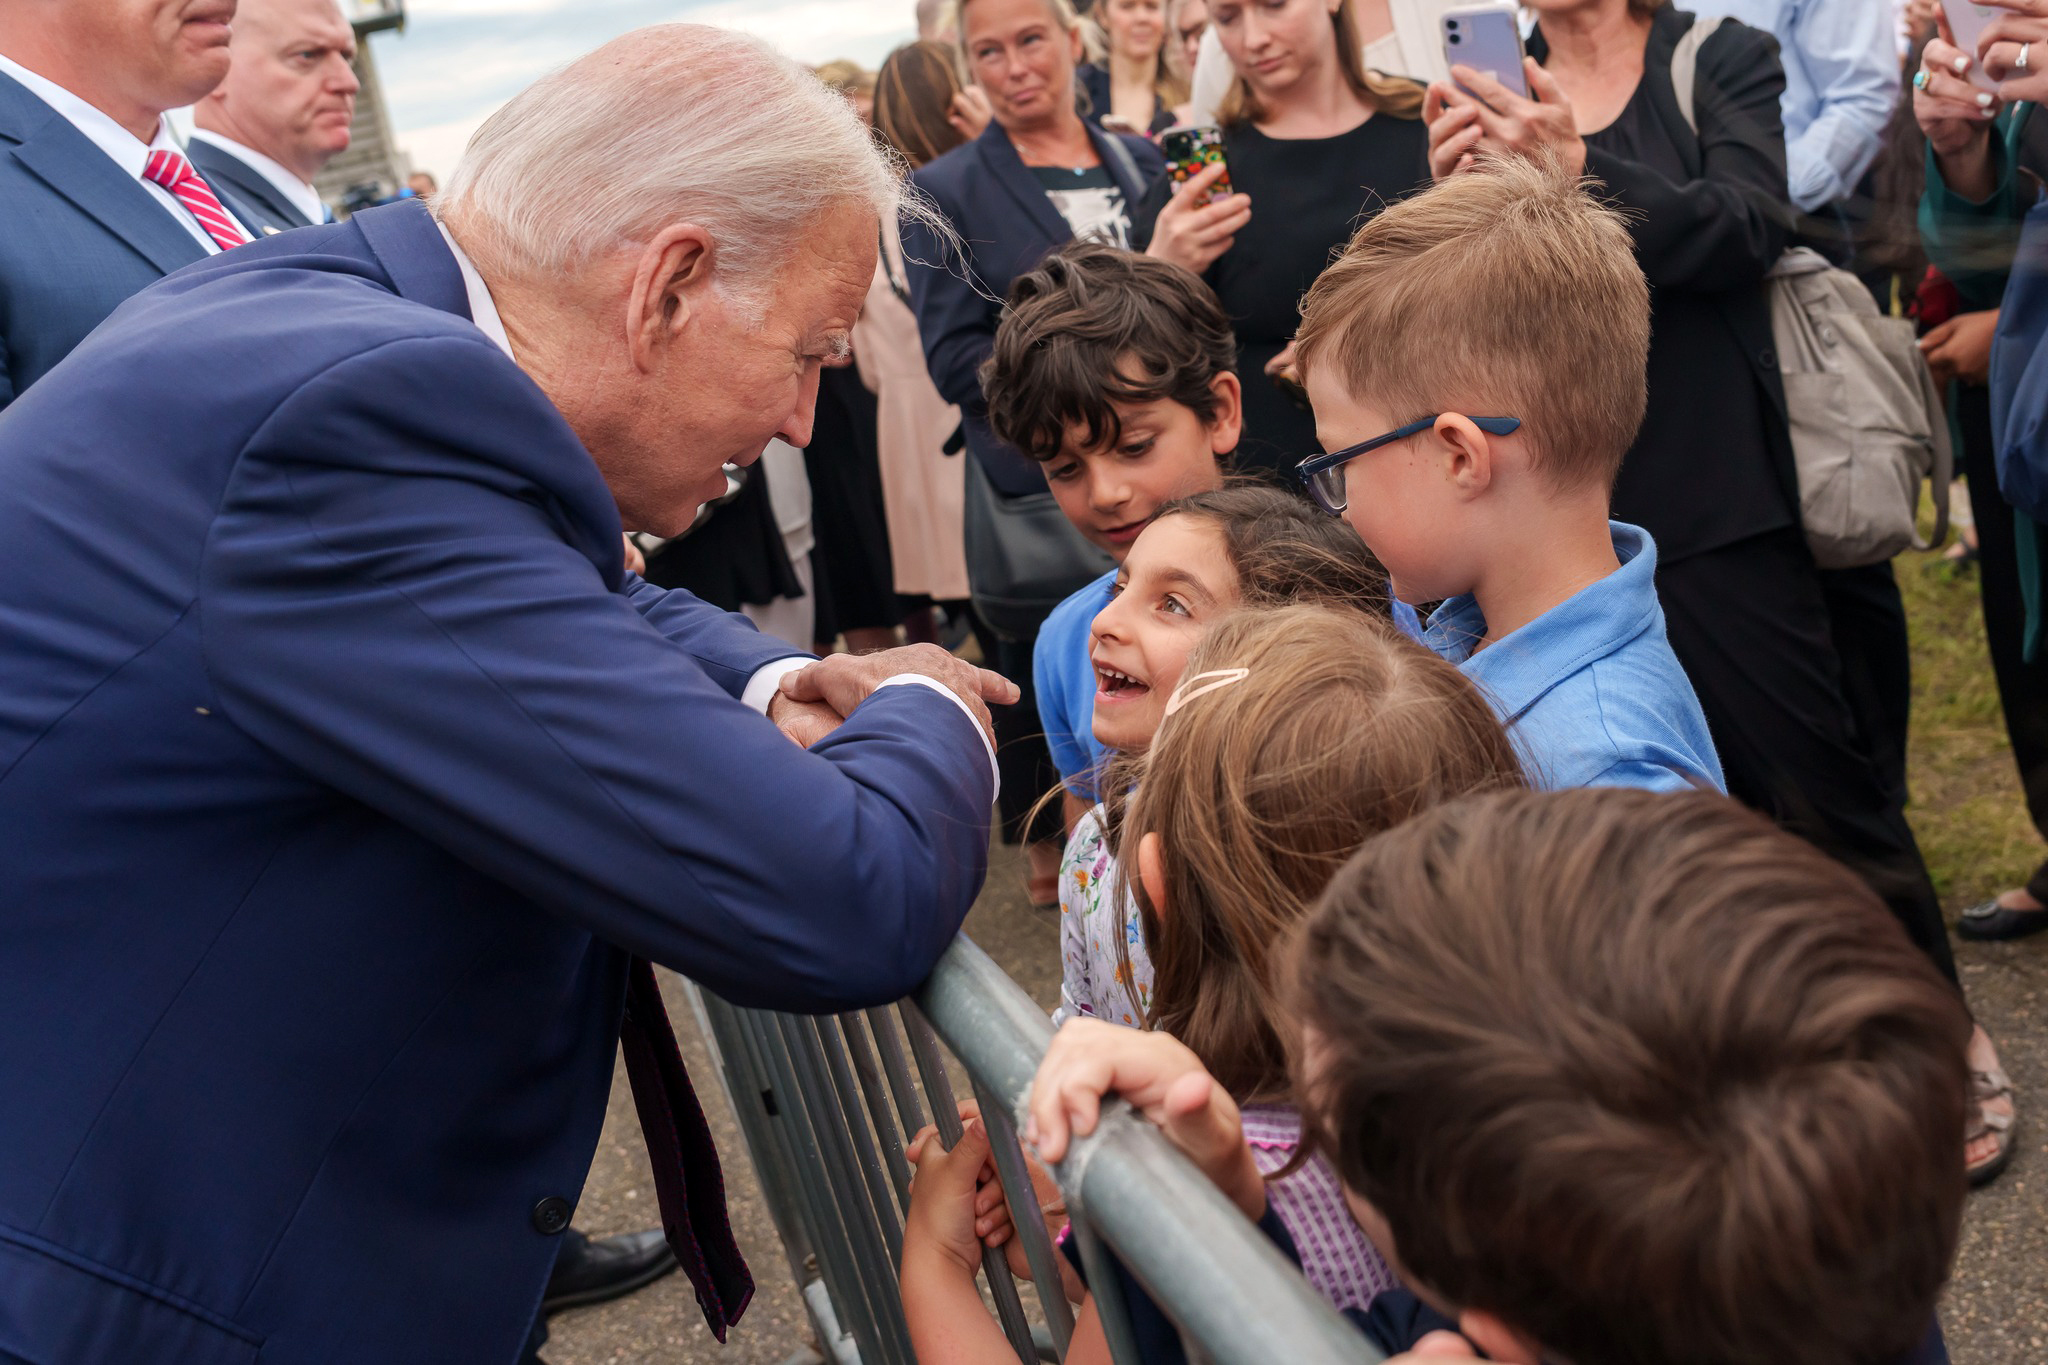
[687, 935, 1381, 1365]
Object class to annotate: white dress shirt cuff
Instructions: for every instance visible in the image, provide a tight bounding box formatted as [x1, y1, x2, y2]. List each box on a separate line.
[741, 657, 813, 715]
[875, 675, 1002, 801]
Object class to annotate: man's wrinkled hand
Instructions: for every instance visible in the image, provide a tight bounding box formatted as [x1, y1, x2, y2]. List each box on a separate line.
[768, 690, 844, 748]
[779, 645, 1018, 746]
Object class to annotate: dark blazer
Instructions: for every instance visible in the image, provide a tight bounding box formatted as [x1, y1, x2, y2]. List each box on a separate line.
[188, 134, 319, 234]
[0, 70, 261, 408]
[0, 199, 993, 1364]
[902, 118, 1165, 495]
[1531, 7, 1799, 563]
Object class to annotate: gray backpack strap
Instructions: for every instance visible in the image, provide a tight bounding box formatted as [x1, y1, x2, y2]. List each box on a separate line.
[1670, 14, 1729, 135]
[1099, 131, 1144, 199]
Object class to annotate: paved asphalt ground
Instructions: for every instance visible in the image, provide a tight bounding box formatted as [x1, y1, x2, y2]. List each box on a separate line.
[547, 838, 2048, 1365]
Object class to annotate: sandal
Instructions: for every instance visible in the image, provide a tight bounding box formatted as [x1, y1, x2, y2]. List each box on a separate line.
[1967, 1062, 2018, 1187]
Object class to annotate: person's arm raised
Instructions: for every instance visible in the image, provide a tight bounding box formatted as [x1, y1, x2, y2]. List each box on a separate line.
[204, 333, 997, 1012]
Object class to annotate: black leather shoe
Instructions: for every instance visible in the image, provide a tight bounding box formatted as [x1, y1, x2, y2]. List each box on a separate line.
[1957, 898, 2048, 941]
[542, 1227, 678, 1314]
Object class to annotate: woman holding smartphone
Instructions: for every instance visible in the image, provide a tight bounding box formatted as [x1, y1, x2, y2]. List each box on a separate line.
[900, 0, 1165, 905]
[1080, 0, 1187, 134]
[1425, 0, 2016, 1186]
[1134, 0, 1430, 479]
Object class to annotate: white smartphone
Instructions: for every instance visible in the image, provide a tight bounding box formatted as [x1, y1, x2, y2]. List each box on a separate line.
[1440, 4, 1530, 103]
[1941, 0, 2003, 93]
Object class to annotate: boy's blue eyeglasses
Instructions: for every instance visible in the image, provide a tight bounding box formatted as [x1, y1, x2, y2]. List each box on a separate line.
[1295, 416, 1523, 515]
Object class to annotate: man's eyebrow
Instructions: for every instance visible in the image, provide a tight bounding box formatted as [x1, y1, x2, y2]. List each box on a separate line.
[820, 331, 853, 362]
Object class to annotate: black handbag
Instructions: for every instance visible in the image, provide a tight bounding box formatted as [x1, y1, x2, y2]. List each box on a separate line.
[961, 448, 1114, 642]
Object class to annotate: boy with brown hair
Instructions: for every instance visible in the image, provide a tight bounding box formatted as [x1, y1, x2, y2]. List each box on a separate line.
[1292, 154, 1720, 793]
[982, 242, 1242, 797]
[1031, 787, 1965, 1364]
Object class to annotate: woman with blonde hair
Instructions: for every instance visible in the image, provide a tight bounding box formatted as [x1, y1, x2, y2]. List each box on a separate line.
[1079, 0, 1188, 134]
[1135, 0, 1430, 479]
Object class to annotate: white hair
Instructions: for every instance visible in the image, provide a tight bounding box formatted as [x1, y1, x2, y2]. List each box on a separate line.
[438, 25, 908, 305]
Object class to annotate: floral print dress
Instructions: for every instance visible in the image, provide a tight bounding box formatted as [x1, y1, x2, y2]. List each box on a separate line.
[1053, 805, 1154, 1027]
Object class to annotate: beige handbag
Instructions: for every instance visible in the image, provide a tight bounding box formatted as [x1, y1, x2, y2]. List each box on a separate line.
[1673, 17, 1951, 569]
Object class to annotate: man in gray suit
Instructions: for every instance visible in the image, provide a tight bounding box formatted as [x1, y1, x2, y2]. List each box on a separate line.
[189, 0, 358, 233]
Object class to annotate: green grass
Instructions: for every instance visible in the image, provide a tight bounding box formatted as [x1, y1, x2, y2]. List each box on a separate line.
[1900, 516, 2048, 908]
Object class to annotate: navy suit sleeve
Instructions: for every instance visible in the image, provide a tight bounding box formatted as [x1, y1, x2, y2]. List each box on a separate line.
[1582, 26, 1792, 292]
[619, 571, 809, 699]
[902, 169, 999, 412]
[0, 321, 13, 411]
[200, 333, 991, 1012]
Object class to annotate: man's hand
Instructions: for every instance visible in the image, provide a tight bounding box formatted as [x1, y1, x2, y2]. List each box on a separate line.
[768, 690, 844, 748]
[778, 644, 1018, 746]
[1921, 308, 2001, 387]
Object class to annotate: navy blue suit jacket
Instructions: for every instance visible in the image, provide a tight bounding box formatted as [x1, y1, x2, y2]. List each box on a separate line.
[901, 120, 1163, 495]
[0, 199, 992, 1364]
[0, 70, 263, 409]
[188, 136, 317, 235]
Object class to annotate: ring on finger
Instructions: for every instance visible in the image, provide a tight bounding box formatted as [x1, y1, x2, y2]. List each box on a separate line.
[1914, 67, 1931, 90]
[2022, 42, 2032, 70]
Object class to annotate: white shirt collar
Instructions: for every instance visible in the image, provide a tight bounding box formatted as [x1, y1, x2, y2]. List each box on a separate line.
[435, 221, 514, 358]
[0, 51, 180, 178]
[188, 128, 326, 226]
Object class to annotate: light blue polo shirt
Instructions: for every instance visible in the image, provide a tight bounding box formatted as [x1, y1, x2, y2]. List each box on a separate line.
[1422, 522, 1725, 794]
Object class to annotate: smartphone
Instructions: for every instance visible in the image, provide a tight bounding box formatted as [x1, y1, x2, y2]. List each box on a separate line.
[1160, 125, 1233, 203]
[1440, 4, 1530, 104]
[1941, 0, 2003, 93]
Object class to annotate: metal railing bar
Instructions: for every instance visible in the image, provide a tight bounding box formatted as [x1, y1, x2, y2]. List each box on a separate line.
[971, 1074, 1077, 1358]
[914, 937, 1381, 1365]
[1069, 1217, 1143, 1365]
[813, 1015, 907, 1265]
[864, 1006, 929, 1136]
[776, 1012, 915, 1365]
[748, 1010, 895, 1365]
[898, 999, 1040, 1365]
[838, 1012, 915, 1206]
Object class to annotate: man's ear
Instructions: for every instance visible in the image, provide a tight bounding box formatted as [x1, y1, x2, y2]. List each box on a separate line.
[1433, 413, 1496, 501]
[1457, 1310, 1545, 1365]
[1137, 831, 1170, 920]
[1205, 370, 1244, 460]
[625, 223, 716, 375]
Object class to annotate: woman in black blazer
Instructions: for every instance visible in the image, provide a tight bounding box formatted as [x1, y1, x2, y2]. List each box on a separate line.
[1425, 0, 2010, 1182]
[899, 0, 1164, 902]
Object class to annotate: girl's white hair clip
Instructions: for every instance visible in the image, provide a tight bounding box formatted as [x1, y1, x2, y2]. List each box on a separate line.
[1162, 668, 1251, 718]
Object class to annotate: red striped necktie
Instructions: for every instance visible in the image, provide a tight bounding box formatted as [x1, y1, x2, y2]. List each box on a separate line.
[141, 149, 250, 252]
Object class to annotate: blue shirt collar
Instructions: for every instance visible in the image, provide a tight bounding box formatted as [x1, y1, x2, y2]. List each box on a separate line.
[1421, 522, 1660, 722]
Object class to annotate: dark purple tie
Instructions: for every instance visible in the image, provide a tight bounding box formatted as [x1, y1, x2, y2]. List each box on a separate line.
[618, 958, 754, 1339]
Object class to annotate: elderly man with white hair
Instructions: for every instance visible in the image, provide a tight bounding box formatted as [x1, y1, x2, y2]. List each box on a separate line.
[0, 24, 1013, 1365]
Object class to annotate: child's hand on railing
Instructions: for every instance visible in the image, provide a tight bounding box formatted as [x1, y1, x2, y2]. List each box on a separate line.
[904, 1117, 998, 1276]
[1026, 1018, 1268, 1222]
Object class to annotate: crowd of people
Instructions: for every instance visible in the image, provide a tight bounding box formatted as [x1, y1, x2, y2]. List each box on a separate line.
[4, 0, 2048, 1361]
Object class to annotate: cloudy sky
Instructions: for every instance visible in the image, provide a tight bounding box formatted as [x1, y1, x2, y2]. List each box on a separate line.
[371, 0, 918, 179]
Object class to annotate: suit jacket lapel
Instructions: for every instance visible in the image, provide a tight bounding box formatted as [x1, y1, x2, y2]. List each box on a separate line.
[976, 123, 1073, 246]
[189, 141, 310, 231]
[0, 72, 207, 278]
[350, 197, 473, 321]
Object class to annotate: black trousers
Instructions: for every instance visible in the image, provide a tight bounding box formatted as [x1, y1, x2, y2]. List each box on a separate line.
[1818, 560, 1914, 808]
[1956, 384, 2048, 901]
[1657, 528, 1958, 983]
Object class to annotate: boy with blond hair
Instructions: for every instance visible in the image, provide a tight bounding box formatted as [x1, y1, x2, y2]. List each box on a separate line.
[1292, 155, 1720, 793]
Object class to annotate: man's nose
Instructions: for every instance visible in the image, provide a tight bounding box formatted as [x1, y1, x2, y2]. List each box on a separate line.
[777, 370, 821, 449]
[333, 57, 362, 95]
